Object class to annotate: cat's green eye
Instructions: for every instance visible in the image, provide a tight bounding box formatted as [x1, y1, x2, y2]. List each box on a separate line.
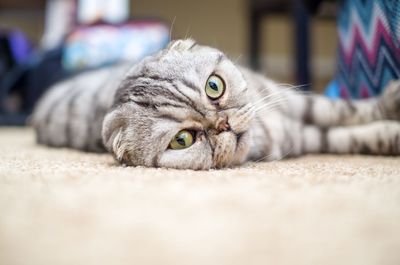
[205, 75, 225, 99]
[169, 130, 194, 150]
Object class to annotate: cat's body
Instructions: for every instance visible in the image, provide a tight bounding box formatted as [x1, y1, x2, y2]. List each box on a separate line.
[33, 39, 400, 169]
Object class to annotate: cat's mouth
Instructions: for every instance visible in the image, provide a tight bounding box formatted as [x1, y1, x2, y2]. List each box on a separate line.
[212, 130, 249, 168]
[236, 132, 244, 143]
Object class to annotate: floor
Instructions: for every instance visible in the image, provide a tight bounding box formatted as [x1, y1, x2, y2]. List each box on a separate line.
[1, 127, 400, 265]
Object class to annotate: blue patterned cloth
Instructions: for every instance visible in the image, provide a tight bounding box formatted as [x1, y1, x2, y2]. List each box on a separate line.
[326, 0, 400, 99]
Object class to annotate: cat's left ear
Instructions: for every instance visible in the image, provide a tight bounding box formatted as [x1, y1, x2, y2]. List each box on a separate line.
[167, 39, 196, 52]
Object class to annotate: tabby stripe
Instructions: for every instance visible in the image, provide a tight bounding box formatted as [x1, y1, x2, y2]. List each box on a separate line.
[169, 82, 207, 117]
[319, 128, 329, 153]
[139, 84, 191, 108]
[303, 96, 314, 124]
[44, 82, 77, 126]
[388, 133, 399, 155]
[188, 42, 197, 50]
[283, 123, 294, 156]
[359, 143, 372, 155]
[129, 82, 193, 109]
[156, 113, 182, 123]
[180, 78, 199, 93]
[129, 85, 190, 108]
[344, 99, 356, 113]
[65, 89, 83, 147]
[130, 73, 201, 98]
[45, 81, 80, 146]
[216, 54, 224, 64]
[152, 130, 170, 167]
[255, 115, 272, 158]
[86, 71, 118, 151]
[122, 73, 206, 116]
[134, 69, 201, 94]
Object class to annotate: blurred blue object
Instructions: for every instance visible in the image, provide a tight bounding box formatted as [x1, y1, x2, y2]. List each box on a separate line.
[324, 79, 340, 99]
[7, 30, 32, 65]
[62, 21, 170, 71]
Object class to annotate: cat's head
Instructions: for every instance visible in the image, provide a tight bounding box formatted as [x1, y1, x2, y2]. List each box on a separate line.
[102, 39, 253, 169]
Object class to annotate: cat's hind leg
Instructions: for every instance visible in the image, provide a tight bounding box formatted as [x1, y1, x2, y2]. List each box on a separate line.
[301, 121, 400, 155]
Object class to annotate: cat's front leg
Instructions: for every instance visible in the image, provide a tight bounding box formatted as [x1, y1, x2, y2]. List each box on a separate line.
[301, 121, 400, 156]
[284, 80, 400, 127]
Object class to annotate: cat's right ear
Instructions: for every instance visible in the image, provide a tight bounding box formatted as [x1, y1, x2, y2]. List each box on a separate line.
[167, 39, 196, 52]
[101, 108, 126, 161]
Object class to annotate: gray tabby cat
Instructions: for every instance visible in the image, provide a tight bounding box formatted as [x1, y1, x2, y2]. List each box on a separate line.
[33, 39, 400, 170]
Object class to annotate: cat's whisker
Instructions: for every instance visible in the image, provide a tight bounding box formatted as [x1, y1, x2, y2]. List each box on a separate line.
[234, 54, 243, 64]
[169, 16, 177, 40]
[250, 102, 285, 116]
[258, 83, 312, 98]
[250, 96, 288, 113]
[275, 145, 295, 161]
[254, 141, 295, 163]
[276, 83, 314, 96]
[276, 83, 309, 89]
[252, 103, 283, 114]
[250, 90, 286, 107]
[184, 25, 192, 40]
[254, 152, 275, 163]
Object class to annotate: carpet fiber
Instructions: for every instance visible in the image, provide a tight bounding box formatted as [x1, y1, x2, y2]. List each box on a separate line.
[1, 128, 400, 265]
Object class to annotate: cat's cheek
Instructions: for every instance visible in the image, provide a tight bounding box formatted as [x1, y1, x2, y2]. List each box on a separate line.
[157, 142, 213, 170]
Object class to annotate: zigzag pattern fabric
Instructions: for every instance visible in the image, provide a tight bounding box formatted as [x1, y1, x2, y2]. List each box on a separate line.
[335, 0, 400, 98]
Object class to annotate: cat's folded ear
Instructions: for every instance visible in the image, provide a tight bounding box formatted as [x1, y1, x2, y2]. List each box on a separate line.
[102, 107, 126, 160]
[167, 39, 196, 52]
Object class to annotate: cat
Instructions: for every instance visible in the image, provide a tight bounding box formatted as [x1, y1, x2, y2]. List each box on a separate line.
[32, 39, 400, 170]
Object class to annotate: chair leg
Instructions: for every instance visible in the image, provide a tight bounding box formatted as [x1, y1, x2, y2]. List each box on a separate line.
[293, 0, 311, 90]
[249, 9, 261, 70]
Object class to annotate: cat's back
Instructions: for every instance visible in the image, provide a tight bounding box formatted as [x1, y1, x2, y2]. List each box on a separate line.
[32, 63, 131, 152]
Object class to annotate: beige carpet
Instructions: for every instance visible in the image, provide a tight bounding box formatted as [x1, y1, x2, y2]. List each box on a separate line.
[1, 127, 400, 265]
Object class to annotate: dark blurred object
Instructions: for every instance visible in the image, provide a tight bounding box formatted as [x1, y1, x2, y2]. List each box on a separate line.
[0, 30, 31, 78]
[249, 0, 336, 90]
[0, 29, 38, 126]
[302, 0, 324, 14]
[0, 46, 68, 126]
[249, 0, 311, 89]
[0, 0, 45, 9]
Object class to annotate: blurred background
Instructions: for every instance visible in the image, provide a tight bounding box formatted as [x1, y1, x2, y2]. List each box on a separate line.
[0, 0, 338, 125]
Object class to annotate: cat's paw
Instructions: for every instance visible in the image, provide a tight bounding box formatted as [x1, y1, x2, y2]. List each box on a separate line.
[379, 80, 400, 120]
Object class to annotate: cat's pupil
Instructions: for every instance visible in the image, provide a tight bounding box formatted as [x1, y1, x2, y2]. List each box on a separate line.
[209, 81, 218, 91]
[176, 136, 185, 146]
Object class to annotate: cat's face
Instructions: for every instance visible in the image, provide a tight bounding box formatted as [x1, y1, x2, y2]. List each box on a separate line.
[102, 39, 253, 169]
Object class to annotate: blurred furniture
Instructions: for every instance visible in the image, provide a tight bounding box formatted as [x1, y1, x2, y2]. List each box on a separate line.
[0, 0, 45, 9]
[0, 0, 171, 126]
[249, 0, 324, 89]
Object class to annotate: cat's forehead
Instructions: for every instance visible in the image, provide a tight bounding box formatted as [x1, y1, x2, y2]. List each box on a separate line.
[138, 41, 224, 78]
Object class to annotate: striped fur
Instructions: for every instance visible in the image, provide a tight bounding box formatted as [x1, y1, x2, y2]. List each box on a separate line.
[32, 39, 400, 169]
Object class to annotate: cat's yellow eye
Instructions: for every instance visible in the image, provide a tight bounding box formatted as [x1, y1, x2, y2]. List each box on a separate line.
[205, 75, 225, 99]
[169, 130, 194, 150]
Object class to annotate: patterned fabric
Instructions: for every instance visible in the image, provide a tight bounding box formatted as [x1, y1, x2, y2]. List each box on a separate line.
[327, 0, 400, 99]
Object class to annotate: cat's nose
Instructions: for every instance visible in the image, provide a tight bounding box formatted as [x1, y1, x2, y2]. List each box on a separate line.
[215, 116, 230, 133]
